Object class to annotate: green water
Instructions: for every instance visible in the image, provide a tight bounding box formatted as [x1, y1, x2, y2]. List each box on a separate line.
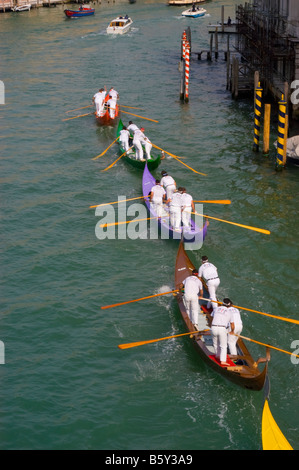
[1, 0, 298, 451]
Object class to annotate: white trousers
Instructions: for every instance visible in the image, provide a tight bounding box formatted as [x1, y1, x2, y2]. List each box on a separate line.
[133, 138, 143, 160]
[170, 206, 181, 230]
[150, 201, 163, 218]
[119, 137, 129, 151]
[206, 278, 220, 311]
[211, 326, 228, 363]
[109, 106, 116, 119]
[165, 184, 176, 200]
[183, 294, 199, 326]
[182, 206, 192, 228]
[142, 140, 152, 160]
[95, 99, 104, 116]
[227, 325, 242, 355]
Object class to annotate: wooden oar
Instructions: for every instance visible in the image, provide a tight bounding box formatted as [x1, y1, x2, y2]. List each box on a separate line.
[234, 334, 299, 359]
[100, 215, 160, 228]
[90, 197, 230, 209]
[92, 137, 120, 161]
[66, 105, 93, 113]
[119, 105, 144, 110]
[151, 143, 207, 176]
[191, 211, 270, 235]
[201, 298, 299, 326]
[90, 195, 149, 209]
[101, 289, 179, 310]
[120, 109, 159, 123]
[118, 329, 210, 350]
[194, 200, 231, 205]
[101, 147, 133, 172]
[62, 112, 94, 122]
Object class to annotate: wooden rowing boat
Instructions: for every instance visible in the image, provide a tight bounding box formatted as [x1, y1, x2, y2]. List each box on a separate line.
[96, 95, 120, 126]
[64, 8, 95, 18]
[116, 119, 161, 170]
[174, 241, 269, 390]
[142, 164, 208, 249]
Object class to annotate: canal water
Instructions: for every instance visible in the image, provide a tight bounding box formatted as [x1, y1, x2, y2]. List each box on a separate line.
[1, 0, 298, 451]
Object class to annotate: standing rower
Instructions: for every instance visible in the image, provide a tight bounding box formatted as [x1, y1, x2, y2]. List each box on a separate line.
[160, 170, 176, 200]
[198, 256, 220, 312]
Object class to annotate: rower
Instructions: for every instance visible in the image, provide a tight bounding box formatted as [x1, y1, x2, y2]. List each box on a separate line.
[149, 179, 166, 218]
[180, 187, 195, 229]
[211, 298, 235, 366]
[180, 269, 203, 330]
[167, 187, 184, 231]
[198, 256, 220, 312]
[139, 127, 152, 161]
[107, 95, 117, 118]
[93, 88, 106, 116]
[108, 86, 119, 101]
[119, 126, 130, 151]
[226, 299, 243, 357]
[160, 170, 176, 200]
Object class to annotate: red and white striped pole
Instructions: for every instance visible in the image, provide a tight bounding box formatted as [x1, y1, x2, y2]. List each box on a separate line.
[184, 40, 190, 103]
[182, 30, 187, 60]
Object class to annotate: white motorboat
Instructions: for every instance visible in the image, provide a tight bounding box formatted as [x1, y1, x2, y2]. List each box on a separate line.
[182, 7, 206, 18]
[12, 3, 31, 11]
[106, 16, 133, 35]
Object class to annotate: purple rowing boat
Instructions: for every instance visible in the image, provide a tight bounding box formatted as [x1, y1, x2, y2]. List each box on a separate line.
[142, 163, 208, 249]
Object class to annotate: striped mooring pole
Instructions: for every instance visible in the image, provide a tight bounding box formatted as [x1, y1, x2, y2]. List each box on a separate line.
[184, 40, 190, 103]
[276, 94, 287, 169]
[253, 82, 263, 152]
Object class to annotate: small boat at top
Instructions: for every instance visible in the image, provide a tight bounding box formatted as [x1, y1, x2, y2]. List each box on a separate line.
[174, 241, 269, 390]
[64, 5, 95, 18]
[168, 0, 206, 6]
[12, 3, 31, 11]
[116, 119, 161, 170]
[142, 164, 208, 249]
[274, 135, 299, 166]
[96, 95, 120, 126]
[106, 16, 133, 35]
[181, 7, 206, 18]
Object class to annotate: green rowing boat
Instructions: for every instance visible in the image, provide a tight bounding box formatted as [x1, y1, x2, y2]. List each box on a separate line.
[116, 119, 162, 170]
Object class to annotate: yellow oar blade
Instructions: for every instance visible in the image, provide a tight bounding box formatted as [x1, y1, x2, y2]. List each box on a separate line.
[120, 110, 159, 123]
[100, 216, 158, 228]
[118, 329, 209, 350]
[236, 334, 299, 359]
[194, 200, 231, 204]
[101, 147, 133, 172]
[201, 297, 299, 326]
[92, 136, 119, 160]
[66, 105, 93, 113]
[101, 290, 178, 310]
[193, 212, 270, 235]
[89, 195, 148, 209]
[62, 112, 94, 122]
[151, 143, 207, 176]
[262, 399, 293, 450]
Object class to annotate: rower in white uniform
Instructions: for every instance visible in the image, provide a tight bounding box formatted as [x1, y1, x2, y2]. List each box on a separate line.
[119, 126, 130, 151]
[108, 87, 119, 101]
[107, 95, 117, 119]
[226, 300, 243, 357]
[198, 256, 220, 312]
[93, 88, 106, 116]
[149, 179, 166, 218]
[211, 298, 235, 366]
[167, 187, 184, 231]
[181, 187, 195, 228]
[180, 269, 203, 329]
[160, 170, 176, 200]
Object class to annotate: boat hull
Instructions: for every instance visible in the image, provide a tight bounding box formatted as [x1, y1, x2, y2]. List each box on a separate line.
[142, 164, 208, 249]
[174, 241, 268, 390]
[116, 120, 161, 171]
[182, 8, 206, 17]
[64, 9, 95, 18]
